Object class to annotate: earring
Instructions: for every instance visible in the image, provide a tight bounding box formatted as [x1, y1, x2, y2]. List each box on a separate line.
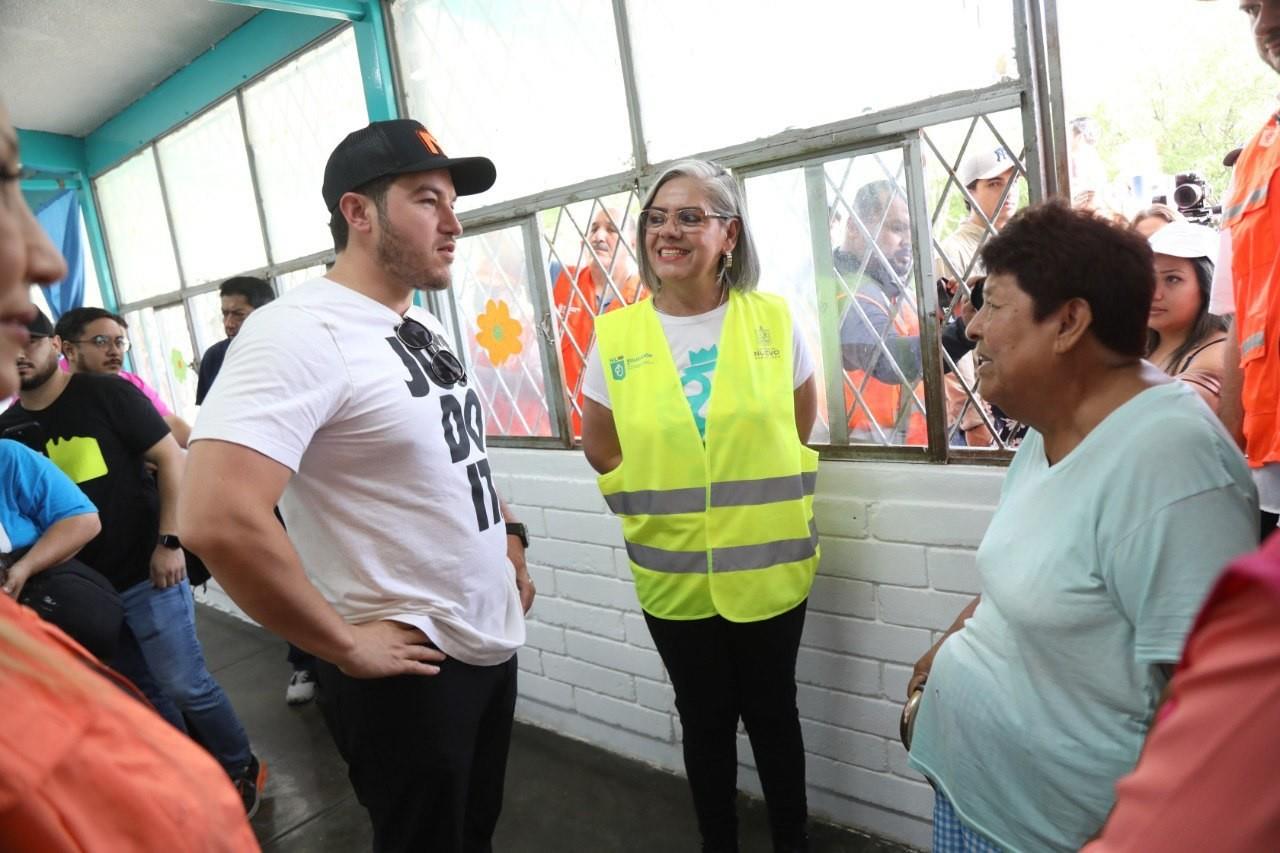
[722, 249, 734, 272]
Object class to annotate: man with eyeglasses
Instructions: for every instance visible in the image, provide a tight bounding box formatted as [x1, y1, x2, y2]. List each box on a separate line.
[56, 307, 193, 447]
[182, 119, 533, 852]
[0, 307, 267, 815]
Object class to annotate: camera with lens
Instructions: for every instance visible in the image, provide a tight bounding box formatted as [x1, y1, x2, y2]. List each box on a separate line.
[1153, 172, 1221, 227]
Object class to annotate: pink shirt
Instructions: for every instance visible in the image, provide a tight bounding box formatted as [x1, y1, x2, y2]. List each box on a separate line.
[119, 371, 173, 418]
[1084, 535, 1280, 852]
[56, 358, 173, 418]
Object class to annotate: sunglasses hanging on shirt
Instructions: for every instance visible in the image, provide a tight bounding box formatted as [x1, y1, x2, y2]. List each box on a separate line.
[394, 316, 468, 389]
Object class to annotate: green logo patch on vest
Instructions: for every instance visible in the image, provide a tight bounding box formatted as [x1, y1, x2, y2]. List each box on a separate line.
[753, 325, 781, 360]
[610, 356, 626, 380]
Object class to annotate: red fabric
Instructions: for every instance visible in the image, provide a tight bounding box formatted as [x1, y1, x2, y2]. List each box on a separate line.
[552, 266, 645, 437]
[1227, 116, 1280, 466]
[844, 292, 927, 445]
[0, 594, 258, 852]
[1083, 533, 1280, 852]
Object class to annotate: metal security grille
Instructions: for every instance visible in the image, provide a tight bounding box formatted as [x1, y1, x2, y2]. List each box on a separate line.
[537, 191, 644, 437]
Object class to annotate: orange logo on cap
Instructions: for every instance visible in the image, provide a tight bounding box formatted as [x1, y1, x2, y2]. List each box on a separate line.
[417, 128, 444, 155]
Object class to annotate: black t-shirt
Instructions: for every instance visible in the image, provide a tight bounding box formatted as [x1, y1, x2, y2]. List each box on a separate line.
[0, 374, 170, 591]
[196, 337, 231, 405]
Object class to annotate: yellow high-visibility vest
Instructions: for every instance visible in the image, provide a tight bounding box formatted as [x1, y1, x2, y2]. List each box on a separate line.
[594, 290, 819, 622]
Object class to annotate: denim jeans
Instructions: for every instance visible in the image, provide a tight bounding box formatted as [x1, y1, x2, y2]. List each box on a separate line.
[110, 578, 252, 777]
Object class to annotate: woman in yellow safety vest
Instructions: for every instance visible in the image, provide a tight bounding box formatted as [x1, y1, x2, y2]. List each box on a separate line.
[581, 159, 820, 852]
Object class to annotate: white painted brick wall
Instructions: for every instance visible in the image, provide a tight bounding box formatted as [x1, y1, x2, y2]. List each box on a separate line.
[200, 447, 1004, 850]
[491, 448, 1005, 850]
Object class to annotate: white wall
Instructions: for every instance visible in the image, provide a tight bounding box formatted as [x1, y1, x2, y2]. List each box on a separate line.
[200, 447, 1006, 850]
[490, 448, 1004, 850]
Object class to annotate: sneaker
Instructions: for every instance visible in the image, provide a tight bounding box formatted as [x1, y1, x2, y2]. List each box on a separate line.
[235, 753, 268, 819]
[286, 668, 317, 706]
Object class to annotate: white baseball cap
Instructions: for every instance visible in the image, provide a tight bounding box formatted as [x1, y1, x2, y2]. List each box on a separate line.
[958, 147, 1016, 187]
[1148, 220, 1218, 264]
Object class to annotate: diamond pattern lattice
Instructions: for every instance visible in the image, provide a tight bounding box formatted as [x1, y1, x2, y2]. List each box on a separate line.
[538, 191, 644, 437]
[825, 151, 928, 446]
[922, 110, 1029, 449]
[453, 225, 553, 437]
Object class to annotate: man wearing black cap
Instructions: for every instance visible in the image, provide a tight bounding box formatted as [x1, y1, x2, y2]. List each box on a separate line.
[183, 119, 534, 852]
[0, 308, 266, 814]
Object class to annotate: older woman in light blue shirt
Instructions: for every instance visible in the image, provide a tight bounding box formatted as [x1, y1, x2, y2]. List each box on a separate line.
[904, 202, 1257, 853]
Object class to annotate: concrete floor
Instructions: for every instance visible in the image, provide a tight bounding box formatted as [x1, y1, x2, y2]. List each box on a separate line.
[197, 605, 914, 852]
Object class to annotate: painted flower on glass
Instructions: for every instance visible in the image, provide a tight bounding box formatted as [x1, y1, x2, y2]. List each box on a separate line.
[170, 349, 189, 383]
[475, 299, 524, 367]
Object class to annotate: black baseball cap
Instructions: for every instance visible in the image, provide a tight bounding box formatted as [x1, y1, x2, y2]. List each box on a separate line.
[26, 308, 53, 337]
[322, 119, 496, 212]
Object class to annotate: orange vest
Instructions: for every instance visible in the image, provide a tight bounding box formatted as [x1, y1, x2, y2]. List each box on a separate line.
[843, 290, 928, 446]
[552, 266, 646, 437]
[0, 595, 258, 851]
[1225, 112, 1280, 467]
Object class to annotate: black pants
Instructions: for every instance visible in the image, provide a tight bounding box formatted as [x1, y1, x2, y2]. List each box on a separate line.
[645, 601, 809, 852]
[315, 653, 518, 853]
[286, 643, 316, 671]
[1262, 510, 1278, 543]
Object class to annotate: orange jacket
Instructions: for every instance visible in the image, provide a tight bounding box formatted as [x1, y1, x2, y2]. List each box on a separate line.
[1225, 112, 1280, 467]
[0, 595, 258, 852]
[843, 290, 928, 446]
[552, 266, 645, 437]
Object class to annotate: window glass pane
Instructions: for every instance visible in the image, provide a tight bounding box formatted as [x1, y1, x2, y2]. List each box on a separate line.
[189, 290, 226, 359]
[243, 29, 367, 263]
[826, 149, 928, 447]
[80, 213, 103, 309]
[156, 99, 267, 285]
[923, 110, 1028, 450]
[125, 304, 198, 423]
[391, 0, 633, 209]
[276, 264, 328, 294]
[744, 168, 830, 445]
[627, 0, 1016, 162]
[538, 191, 645, 439]
[95, 148, 182, 304]
[453, 225, 554, 437]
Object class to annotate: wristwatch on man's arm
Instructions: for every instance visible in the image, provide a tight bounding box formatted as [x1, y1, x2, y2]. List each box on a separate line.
[505, 522, 529, 550]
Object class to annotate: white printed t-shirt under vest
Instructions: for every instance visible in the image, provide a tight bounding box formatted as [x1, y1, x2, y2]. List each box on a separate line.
[190, 277, 524, 666]
[583, 300, 815, 435]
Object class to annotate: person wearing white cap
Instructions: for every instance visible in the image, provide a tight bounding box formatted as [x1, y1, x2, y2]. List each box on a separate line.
[933, 148, 1019, 447]
[1147, 221, 1229, 413]
[935, 146, 1019, 284]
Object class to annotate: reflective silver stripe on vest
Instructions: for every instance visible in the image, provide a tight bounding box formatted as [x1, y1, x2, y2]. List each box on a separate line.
[625, 541, 707, 574]
[1242, 331, 1266, 358]
[1223, 184, 1269, 223]
[625, 519, 819, 575]
[712, 519, 820, 573]
[709, 472, 818, 507]
[607, 472, 818, 516]
[604, 486, 705, 516]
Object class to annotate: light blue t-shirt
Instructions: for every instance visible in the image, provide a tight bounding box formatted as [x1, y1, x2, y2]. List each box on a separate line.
[908, 382, 1258, 852]
[0, 438, 97, 552]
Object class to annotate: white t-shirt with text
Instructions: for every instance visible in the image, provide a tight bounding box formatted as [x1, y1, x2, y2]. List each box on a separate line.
[191, 277, 524, 666]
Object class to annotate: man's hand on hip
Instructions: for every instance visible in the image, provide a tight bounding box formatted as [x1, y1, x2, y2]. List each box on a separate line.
[337, 620, 446, 678]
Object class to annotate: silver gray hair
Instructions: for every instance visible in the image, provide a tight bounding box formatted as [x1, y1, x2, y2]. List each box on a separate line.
[636, 159, 760, 293]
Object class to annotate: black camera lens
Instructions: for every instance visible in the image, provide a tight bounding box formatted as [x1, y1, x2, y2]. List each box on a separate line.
[970, 279, 984, 310]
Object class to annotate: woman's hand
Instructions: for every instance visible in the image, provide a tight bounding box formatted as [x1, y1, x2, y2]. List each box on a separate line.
[907, 595, 982, 698]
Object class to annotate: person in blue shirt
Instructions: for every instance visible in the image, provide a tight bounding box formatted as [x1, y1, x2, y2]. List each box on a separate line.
[0, 437, 121, 657]
[0, 437, 100, 599]
[905, 202, 1257, 852]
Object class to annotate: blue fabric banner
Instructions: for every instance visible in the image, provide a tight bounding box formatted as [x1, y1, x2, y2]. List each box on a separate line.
[34, 189, 85, 320]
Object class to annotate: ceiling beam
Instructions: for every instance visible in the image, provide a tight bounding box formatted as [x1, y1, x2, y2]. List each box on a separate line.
[211, 0, 368, 22]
